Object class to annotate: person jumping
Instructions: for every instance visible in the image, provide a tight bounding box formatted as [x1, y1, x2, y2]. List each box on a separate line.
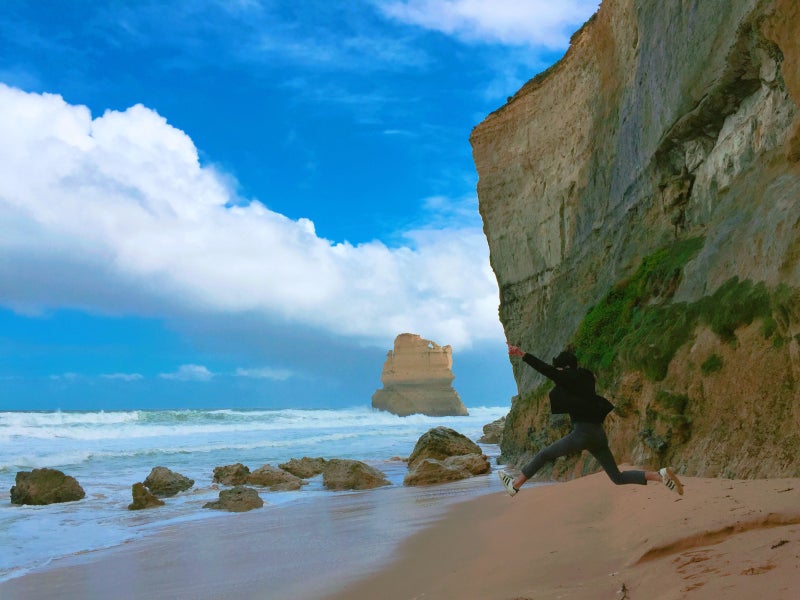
[498, 344, 684, 496]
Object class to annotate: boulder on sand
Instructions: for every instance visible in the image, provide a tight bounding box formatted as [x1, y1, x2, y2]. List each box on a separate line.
[212, 463, 251, 486]
[143, 466, 194, 497]
[247, 465, 305, 491]
[10, 468, 85, 505]
[203, 486, 264, 512]
[128, 482, 166, 510]
[404, 459, 471, 486]
[407, 426, 483, 469]
[404, 454, 491, 486]
[279, 457, 328, 479]
[446, 453, 491, 476]
[322, 459, 391, 491]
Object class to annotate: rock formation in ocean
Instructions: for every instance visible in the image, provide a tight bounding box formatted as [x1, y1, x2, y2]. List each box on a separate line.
[212, 463, 251, 486]
[143, 466, 194, 497]
[322, 459, 391, 490]
[247, 464, 305, 491]
[128, 482, 165, 510]
[372, 333, 469, 417]
[279, 457, 327, 478]
[10, 468, 85, 505]
[203, 486, 264, 512]
[471, 0, 800, 479]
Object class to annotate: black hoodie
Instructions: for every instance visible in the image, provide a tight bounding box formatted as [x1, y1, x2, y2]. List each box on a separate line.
[521, 352, 614, 424]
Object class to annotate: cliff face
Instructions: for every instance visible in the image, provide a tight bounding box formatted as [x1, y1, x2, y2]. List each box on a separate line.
[471, 0, 800, 479]
[372, 333, 469, 417]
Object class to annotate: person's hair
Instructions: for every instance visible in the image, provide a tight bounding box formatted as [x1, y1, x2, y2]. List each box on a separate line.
[552, 350, 577, 369]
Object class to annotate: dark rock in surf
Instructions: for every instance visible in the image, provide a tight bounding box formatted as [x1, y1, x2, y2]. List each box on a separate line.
[128, 482, 165, 510]
[247, 465, 305, 491]
[212, 463, 251, 486]
[322, 459, 390, 491]
[144, 466, 194, 497]
[10, 468, 86, 505]
[279, 457, 328, 479]
[203, 486, 264, 512]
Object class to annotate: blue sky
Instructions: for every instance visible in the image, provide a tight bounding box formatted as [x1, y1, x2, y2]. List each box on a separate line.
[0, 0, 599, 410]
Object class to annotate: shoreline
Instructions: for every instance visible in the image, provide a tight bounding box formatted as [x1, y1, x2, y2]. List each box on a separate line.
[0, 406, 508, 584]
[3, 468, 799, 599]
[0, 469, 507, 600]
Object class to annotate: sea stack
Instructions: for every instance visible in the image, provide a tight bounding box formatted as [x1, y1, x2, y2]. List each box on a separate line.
[372, 333, 469, 417]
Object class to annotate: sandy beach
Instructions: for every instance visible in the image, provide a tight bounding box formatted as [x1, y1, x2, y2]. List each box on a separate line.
[332, 468, 800, 600]
[2, 468, 799, 599]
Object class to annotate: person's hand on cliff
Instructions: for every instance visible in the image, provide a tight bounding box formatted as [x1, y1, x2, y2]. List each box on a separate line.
[507, 343, 524, 357]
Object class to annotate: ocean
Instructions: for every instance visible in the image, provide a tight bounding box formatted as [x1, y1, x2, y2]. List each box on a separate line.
[0, 406, 508, 584]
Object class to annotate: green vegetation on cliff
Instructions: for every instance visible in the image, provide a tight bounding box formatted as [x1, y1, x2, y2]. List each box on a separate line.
[573, 237, 797, 384]
[573, 237, 704, 381]
[700, 353, 724, 375]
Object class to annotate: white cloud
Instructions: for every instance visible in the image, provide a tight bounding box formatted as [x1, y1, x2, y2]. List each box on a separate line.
[379, 0, 599, 49]
[159, 364, 214, 382]
[100, 372, 144, 381]
[0, 84, 502, 348]
[49, 372, 80, 381]
[234, 367, 293, 381]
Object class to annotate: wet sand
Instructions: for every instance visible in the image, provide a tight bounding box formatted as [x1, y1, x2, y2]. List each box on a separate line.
[0, 472, 501, 600]
[3, 468, 799, 599]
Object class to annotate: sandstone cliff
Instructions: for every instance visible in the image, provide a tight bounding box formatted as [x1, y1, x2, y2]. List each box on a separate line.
[372, 333, 469, 417]
[471, 0, 800, 479]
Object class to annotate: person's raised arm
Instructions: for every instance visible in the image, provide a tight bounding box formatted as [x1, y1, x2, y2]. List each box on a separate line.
[507, 343, 591, 394]
[507, 343, 560, 381]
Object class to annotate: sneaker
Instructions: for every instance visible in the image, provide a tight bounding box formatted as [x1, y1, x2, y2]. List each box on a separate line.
[660, 467, 684, 496]
[498, 470, 518, 496]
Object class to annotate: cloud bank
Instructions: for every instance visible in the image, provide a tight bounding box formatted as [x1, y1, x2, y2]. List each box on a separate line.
[379, 0, 600, 48]
[0, 84, 501, 348]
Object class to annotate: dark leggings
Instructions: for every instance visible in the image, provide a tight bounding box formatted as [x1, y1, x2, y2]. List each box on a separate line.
[521, 422, 646, 485]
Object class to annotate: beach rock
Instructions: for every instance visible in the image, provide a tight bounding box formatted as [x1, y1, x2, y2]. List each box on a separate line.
[446, 453, 491, 476]
[404, 453, 491, 486]
[478, 416, 506, 444]
[407, 427, 483, 469]
[203, 486, 264, 512]
[128, 482, 165, 510]
[403, 458, 472, 486]
[279, 457, 327, 479]
[248, 465, 305, 491]
[144, 466, 194, 497]
[10, 468, 85, 505]
[212, 463, 251, 486]
[372, 333, 469, 417]
[322, 459, 391, 491]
